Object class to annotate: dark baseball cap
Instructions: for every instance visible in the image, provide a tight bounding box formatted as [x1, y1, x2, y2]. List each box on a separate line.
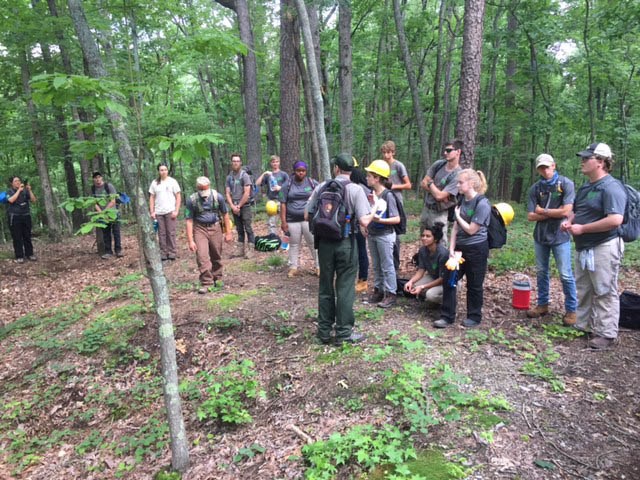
[332, 153, 355, 171]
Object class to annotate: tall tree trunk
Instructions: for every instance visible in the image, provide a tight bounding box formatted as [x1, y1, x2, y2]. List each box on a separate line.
[19, 50, 61, 241]
[439, 4, 457, 150]
[280, 0, 301, 173]
[500, 9, 516, 200]
[429, 0, 447, 159]
[295, 0, 330, 180]
[66, 0, 190, 472]
[296, 44, 320, 170]
[583, 0, 595, 141]
[338, 0, 353, 153]
[393, 0, 431, 173]
[455, 0, 485, 168]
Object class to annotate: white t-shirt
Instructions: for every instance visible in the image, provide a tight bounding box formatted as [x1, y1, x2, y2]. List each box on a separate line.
[149, 177, 181, 215]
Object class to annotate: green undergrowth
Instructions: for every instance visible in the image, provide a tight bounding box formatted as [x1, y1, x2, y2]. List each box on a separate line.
[206, 287, 268, 311]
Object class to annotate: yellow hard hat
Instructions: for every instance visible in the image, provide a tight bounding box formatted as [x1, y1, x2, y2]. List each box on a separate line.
[494, 202, 515, 226]
[265, 200, 278, 216]
[365, 159, 390, 178]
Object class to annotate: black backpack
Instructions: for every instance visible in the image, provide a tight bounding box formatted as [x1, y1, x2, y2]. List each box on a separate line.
[619, 183, 640, 242]
[620, 291, 640, 329]
[309, 179, 351, 241]
[468, 194, 507, 249]
[382, 189, 407, 235]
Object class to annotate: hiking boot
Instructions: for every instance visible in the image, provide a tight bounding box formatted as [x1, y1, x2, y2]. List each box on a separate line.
[115, 251, 124, 258]
[335, 332, 366, 346]
[526, 305, 549, 318]
[101, 253, 113, 259]
[355, 279, 368, 293]
[244, 242, 253, 259]
[28, 255, 37, 261]
[462, 318, 481, 328]
[314, 336, 332, 346]
[589, 335, 615, 350]
[378, 293, 397, 308]
[563, 312, 577, 326]
[15, 258, 24, 264]
[433, 318, 453, 329]
[287, 268, 298, 278]
[233, 243, 244, 258]
[368, 289, 384, 303]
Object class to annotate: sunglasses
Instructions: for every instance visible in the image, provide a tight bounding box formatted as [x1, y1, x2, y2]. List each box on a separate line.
[444, 148, 456, 153]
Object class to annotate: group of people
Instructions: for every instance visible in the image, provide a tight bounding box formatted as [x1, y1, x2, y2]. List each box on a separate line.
[4, 139, 628, 350]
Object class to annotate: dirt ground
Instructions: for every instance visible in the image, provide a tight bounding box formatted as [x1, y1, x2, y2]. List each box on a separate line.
[1, 223, 639, 480]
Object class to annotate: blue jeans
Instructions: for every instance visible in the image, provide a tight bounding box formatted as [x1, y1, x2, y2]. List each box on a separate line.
[534, 240, 577, 312]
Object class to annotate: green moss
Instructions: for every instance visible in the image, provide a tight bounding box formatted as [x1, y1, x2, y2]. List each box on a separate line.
[368, 448, 468, 480]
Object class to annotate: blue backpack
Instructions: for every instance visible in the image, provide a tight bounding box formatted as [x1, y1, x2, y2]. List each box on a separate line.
[0, 191, 7, 204]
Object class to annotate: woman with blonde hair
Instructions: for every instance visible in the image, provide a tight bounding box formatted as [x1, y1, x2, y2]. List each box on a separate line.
[434, 169, 491, 329]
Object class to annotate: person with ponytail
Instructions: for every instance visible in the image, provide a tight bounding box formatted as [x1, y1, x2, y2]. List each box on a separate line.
[434, 169, 491, 329]
[404, 221, 447, 307]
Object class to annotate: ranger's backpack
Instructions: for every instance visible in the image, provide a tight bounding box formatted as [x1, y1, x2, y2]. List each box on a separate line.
[382, 189, 407, 235]
[189, 190, 220, 216]
[309, 179, 351, 241]
[619, 183, 640, 242]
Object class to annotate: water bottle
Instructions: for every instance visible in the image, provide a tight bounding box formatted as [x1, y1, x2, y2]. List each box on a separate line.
[281, 231, 290, 251]
[344, 215, 351, 237]
[153, 219, 159, 232]
[269, 175, 278, 192]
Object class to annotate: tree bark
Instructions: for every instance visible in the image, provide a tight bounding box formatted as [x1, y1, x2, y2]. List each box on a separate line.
[455, 0, 485, 168]
[19, 50, 61, 241]
[66, 0, 190, 472]
[295, 0, 330, 180]
[280, 0, 301, 173]
[393, 0, 430, 173]
[338, 0, 353, 153]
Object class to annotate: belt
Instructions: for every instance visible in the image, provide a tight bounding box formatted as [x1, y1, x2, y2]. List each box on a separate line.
[196, 221, 218, 226]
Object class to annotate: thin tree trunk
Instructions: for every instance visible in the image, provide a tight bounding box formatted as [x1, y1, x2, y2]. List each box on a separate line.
[295, 0, 330, 180]
[455, 0, 485, 167]
[67, 0, 190, 472]
[338, 0, 353, 153]
[19, 50, 61, 241]
[429, 0, 447, 159]
[393, 0, 430, 172]
[583, 0, 595, 141]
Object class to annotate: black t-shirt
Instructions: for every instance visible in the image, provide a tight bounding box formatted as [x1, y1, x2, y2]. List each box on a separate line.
[7, 189, 31, 216]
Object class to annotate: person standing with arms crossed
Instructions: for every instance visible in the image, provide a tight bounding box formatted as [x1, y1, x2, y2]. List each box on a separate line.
[562, 143, 625, 350]
[225, 153, 255, 259]
[420, 139, 463, 245]
[526, 154, 577, 325]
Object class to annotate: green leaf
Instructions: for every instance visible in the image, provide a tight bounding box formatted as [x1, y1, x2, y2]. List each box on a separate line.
[53, 75, 67, 90]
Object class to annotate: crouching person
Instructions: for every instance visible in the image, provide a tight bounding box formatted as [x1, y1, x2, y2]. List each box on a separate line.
[404, 222, 447, 308]
[185, 177, 233, 294]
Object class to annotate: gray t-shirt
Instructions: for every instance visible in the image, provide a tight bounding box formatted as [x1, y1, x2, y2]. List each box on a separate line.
[573, 175, 626, 251]
[368, 189, 400, 237]
[388, 160, 409, 204]
[527, 175, 575, 246]
[226, 170, 252, 203]
[456, 195, 491, 246]
[425, 159, 461, 210]
[417, 243, 448, 278]
[280, 177, 318, 222]
[265, 171, 290, 201]
[7, 189, 31, 216]
[306, 174, 372, 226]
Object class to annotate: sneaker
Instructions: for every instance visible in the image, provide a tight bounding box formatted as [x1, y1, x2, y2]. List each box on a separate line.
[287, 268, 298, 278]
[15, 258, 25, 264]
[377, 293, 397, 309]
[28, 255, 37, 261]
[526, 305, 549, 318]
[101, 253, 113, 259]
[115, 251, 124, 258]
[197, 286, 211, 294]
[562, 312, 577, 326]
[589, 335, 615, 350]
[462, 318, 481, 328]
[335, 332, 366, 346]
[433, 318, 453, 329]
[368, 289, 384, 303]
[355, 279, 368, 293]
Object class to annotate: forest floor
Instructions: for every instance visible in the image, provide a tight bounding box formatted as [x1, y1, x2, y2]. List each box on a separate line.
[1, 219, 640, 480]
